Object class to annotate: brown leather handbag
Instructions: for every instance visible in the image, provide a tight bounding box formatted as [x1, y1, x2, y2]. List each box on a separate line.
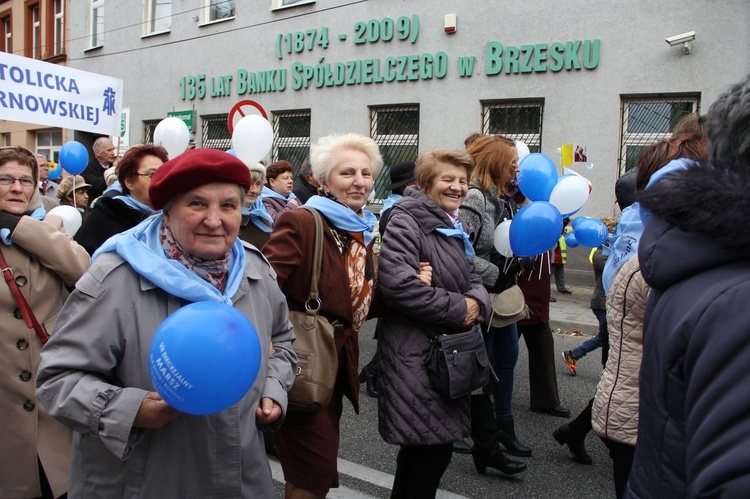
[287, 207, 341, 412]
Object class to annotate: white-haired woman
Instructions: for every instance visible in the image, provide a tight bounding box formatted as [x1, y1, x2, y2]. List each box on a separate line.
[263, 133, 382, 498]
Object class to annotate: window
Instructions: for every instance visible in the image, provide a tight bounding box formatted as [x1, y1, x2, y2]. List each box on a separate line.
[271, 0, 316, 11]
[370, 105, 420, 199]
[482, 100, 544, 153]
[619, 95, 699, 174]
[1, 133, 10, 147]
[203, 0, 235, 23]
[1, 13, 11, 53]
[145, 0, 171, 35]
[201, 114, 231, 149]
[89, 0, 104, 48]
[27, 3, 41, 59]
[143, 119, 160, 144]
[35, 130, 63, 164]
[273, 110, 310, 177]
[45, 0, 65, 58]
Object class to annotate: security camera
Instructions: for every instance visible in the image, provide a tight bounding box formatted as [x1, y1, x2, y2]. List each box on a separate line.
[665, 31, 695, 47]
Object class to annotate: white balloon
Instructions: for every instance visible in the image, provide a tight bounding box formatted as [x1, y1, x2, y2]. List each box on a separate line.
[154, 117, 190, 159]
[232, 115, 273, 167]
[549, 174, 590, 217]
[515, 141, 530, 161]
[47, 205, 83, 236]
[493, 219, 514, 258]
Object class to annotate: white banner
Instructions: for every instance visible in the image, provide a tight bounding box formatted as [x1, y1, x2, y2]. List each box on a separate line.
[0, 51, 123, 136]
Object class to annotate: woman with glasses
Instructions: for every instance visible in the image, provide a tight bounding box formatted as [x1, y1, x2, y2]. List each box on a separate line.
[262, 160, 300, 221]
[75, 144, 169, 255]
[0, 146, 90, 499]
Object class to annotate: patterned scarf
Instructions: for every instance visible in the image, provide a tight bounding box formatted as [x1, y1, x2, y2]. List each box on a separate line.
[160, 224, 230, 291]
[344, 231, 373, 333]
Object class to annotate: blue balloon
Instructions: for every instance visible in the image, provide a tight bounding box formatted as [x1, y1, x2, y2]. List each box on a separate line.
[148, 302, 262, 415]
[574, 218, 608, 247]
[509, 201, 564, 257]
[517, 153, 558, 202]
[59, 141, 89, 175]
[570, 216, 586, 230]
[48, 165, 62, 181]
[565, 231, 580, 248]
[226, 149, 237, 156]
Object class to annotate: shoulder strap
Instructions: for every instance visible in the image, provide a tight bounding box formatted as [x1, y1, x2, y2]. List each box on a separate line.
[0, 247, 48, 344]
[300, 206, 325, 307]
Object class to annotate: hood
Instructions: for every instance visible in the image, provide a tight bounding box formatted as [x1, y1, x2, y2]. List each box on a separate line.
[638, 161, 750, 290]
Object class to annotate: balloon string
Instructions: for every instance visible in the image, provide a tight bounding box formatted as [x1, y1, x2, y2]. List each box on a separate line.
[72, 176, 77, 209]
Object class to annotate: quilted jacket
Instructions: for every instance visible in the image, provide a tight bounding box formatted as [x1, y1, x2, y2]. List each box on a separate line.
[377, 188, 490, 446]
[592, 255, 649, 445]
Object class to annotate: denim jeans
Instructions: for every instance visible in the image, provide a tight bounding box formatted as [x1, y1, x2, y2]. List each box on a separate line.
[482, 322, 519, 421]
[571, 308, 609, 367]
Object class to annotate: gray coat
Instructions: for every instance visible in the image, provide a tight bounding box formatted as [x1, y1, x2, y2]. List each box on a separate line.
[458, 184, 506, 288]
[377, 188, 491, 446]
[36, 246, 297, 499]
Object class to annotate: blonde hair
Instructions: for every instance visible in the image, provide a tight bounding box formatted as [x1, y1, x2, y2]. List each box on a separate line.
[415, 148, 474, 192]
[310, 133, 384, 185]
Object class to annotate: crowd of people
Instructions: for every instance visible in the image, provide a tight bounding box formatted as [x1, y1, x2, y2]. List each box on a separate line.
[0, 74, 748, 498]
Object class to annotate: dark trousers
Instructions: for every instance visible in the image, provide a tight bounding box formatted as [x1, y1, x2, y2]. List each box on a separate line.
[390, 443, 453, 499]
[518, 322, 561, 409]
[568, 398, 594, 441]
[483, 322, 519, 421]
[601, 438, 636, 499]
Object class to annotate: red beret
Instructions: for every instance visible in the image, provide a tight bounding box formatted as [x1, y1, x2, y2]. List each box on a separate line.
[148, 148, 251, 210]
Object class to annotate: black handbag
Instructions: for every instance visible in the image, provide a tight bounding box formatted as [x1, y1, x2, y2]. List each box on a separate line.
[425, 325, 490, 399]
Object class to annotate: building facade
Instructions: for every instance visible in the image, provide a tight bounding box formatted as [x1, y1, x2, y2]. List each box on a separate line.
[7, 0, 750, 277]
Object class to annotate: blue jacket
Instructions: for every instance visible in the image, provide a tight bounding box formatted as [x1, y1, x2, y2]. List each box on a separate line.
[626, 162, 750, 497]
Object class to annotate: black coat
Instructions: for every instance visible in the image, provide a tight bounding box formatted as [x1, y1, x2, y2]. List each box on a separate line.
[625, 162, 750, 498]
[80, 159, 110, 205]
[74, 197, 151, 255]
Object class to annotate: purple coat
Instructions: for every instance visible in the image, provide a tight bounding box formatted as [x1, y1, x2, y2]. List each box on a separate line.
[377, 188, 491, 446]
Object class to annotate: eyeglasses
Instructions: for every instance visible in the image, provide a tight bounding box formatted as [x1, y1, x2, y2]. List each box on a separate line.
[0, 176, 36, 188]
[135, 171, 156, 179]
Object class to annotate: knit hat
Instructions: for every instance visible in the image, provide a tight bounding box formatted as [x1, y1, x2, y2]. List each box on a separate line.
[148, 148, 251, 210]
[56, 175, 91, 200]
[249, 163, 266, 174]
[386, 161, 417, 190]
[104, 166, 118, 186]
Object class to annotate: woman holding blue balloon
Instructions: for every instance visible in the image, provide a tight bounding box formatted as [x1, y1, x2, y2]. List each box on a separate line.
[36, 148, 298, 498]
[459, 134, 530, 474]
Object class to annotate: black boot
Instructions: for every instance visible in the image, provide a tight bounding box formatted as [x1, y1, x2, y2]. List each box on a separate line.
[470, 394, 526, 475]
[496, 419, 533, 457]
[471, 447, 526, 475]
[358, 360, 378, 398]
[553, 424, 592, 465]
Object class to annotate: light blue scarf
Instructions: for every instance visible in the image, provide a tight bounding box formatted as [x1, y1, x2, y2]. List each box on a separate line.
[261, 186, 297, 203]
[244, 197, 274, 233]
[1, 207, 46, 245]
[305, 195, 377, 246]
[435, 217, 476, 261]
[114, 194, 156, 214]
[602, 158, 693, 293]
[103, 179, 122, 195]
[381, 193, 402, 215]
[92, 214, 246, 304]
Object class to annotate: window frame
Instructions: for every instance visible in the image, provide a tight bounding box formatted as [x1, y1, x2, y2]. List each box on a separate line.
[481, 99, 544, 153]
[35, 129, 63, 164]
[618, 94, 700, 174]
[271, 0, 316, 11]
[44, 0, 65, 60]
[26, 2, 41, 59]
[88, 0, 105, 49]
[201, 0, 235, 25]
[144, 0, 171, 37]
[1, 12, 11, 54]
[272, 109, 311, 177]
[201, 114, 232, 150]
[369, 104, 420, 200]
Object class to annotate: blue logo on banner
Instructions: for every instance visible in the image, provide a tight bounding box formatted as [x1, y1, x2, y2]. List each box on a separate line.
[102, 87, 116, 116]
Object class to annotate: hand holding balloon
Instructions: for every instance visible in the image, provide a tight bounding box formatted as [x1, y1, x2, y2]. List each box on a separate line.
[133, 392, 181, 429]
[255, 397, 283, 425]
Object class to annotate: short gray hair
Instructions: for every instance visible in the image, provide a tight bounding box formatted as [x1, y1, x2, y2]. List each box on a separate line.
[310, 133, 383, 185]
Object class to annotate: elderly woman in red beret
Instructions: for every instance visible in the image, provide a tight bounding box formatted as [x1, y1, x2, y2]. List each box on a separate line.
[36, 148, 298, 498]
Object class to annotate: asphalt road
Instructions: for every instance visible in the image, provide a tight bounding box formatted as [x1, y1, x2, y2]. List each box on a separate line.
[271, 318, 614, 498]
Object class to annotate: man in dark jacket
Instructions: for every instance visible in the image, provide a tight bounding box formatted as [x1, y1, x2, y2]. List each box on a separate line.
[626, 75, 750, 498]
[81, 137, 115, 205]
[292, 157, 318, 204]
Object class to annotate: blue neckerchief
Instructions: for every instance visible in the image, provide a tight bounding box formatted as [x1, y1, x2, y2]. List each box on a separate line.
[435, 217, 476, 261]
[114, 195, 156, 213]
[1, 207, 46, 245]
[305, 195, 377, 246]
[246, 197, 274, 233]
[261, 186, 297, 203]
[103, 179, 122, 195]
[92, 214, 245, 304]
[381, 193, 402, 214]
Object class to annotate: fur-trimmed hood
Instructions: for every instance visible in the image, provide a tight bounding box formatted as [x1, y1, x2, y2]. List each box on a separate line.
[638, 161, 750, 290]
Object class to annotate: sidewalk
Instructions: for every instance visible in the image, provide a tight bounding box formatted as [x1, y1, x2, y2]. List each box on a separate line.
[548, 284, 599, 336]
